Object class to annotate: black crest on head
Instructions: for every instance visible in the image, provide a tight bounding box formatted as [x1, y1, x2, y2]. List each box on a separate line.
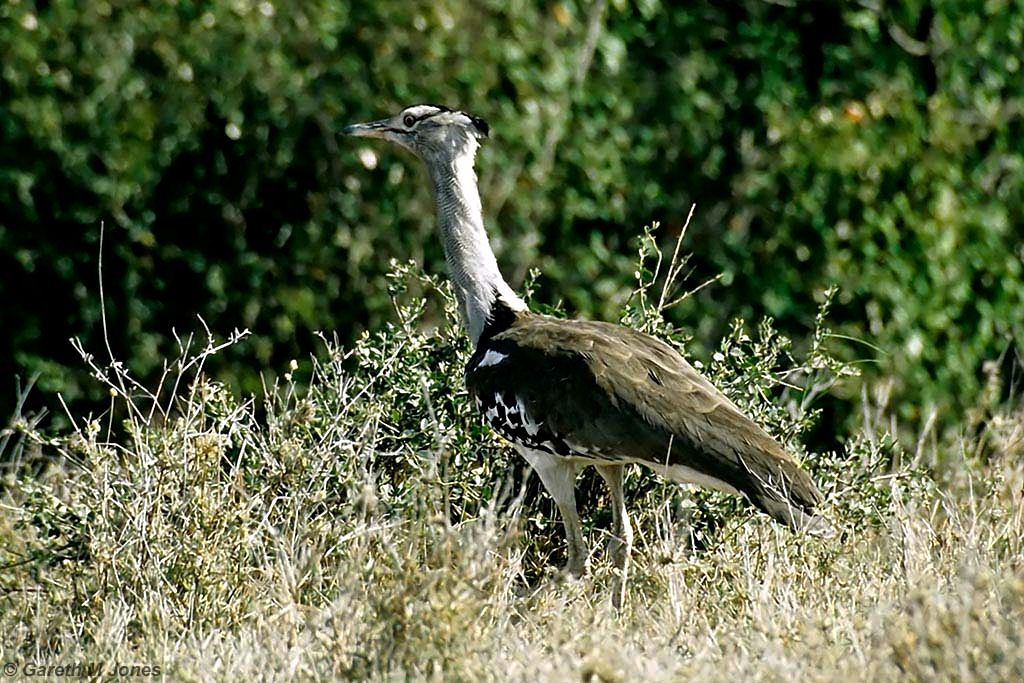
[466, 113, 490, 138]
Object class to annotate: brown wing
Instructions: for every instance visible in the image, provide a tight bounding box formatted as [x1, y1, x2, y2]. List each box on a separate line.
[466, 313, 822, 528]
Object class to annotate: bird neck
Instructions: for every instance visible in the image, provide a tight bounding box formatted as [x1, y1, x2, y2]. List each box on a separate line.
[426, 152, 526, 347]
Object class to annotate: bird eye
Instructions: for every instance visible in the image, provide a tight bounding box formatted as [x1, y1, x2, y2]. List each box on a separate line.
[403, 114, 416, 127]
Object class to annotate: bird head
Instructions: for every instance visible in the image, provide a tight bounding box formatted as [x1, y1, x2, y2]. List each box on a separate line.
[343, 104, 489, 163]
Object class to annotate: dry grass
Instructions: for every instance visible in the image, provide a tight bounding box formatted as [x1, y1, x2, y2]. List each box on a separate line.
[2, 268, 1022, 681]
[3, 438, 1022, 681]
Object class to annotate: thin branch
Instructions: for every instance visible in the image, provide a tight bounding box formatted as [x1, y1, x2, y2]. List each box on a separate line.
[97, 221, 119, 377]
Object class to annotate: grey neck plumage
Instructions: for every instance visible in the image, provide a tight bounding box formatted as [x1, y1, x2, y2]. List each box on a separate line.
[424, 149, 526, 347]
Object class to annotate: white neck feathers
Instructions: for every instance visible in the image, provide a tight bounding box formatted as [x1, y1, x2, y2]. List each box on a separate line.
[426, 146, 526, 347]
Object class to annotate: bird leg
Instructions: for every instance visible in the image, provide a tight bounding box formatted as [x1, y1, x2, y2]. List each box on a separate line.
[596, 464, 632, 610]
[520, 448, 587, 576]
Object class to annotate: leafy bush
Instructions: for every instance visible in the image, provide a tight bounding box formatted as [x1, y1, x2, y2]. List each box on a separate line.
[2, 0, 1022, 447]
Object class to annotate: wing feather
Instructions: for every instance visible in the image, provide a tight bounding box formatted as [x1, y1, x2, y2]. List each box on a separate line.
[466, 313, 822, 525]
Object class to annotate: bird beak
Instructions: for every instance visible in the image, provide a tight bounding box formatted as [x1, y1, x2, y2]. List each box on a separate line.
[342, 119, 391, 138]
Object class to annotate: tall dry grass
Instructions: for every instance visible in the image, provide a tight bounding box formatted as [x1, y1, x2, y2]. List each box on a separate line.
[2, 252, 1021, 681]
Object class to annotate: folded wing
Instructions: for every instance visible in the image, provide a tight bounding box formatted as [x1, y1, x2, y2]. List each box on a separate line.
[465, 313, 822, 529]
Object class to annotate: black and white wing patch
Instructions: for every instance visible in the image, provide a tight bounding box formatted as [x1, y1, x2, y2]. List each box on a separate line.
[464, 327, 626, 461]
[472, 389, 573, 457]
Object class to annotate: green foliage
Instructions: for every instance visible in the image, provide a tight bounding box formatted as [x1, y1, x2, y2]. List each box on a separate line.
[2, 0, 1022, 447]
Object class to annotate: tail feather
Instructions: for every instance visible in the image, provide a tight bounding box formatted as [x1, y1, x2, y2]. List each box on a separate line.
[756, 495, 820, 532]
[738, 451, 825, 532]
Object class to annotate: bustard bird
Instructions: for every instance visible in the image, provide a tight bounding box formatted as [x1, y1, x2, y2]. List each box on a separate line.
[345, 104, 823, 603]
